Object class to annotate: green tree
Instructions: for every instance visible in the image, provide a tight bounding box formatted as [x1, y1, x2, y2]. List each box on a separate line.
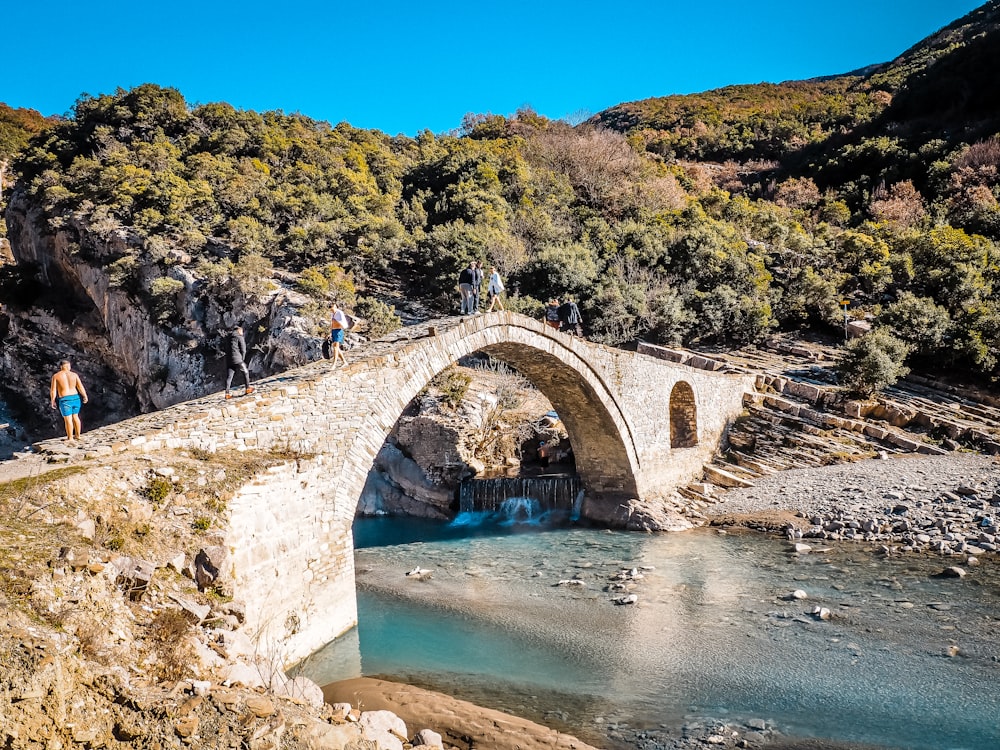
[877, 292, 952, 357]
[838, 328, 911, 397]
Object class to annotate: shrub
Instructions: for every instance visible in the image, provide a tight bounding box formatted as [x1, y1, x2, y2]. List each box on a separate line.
[431, 368, 471, 409]
[232, 252, 275, 296]
[148, 276, 184, 322]
[838, 328, 911, 397]
[147, 609, 193, 681]
[877, 292, 952, 356]
[295, 262, 356, 304]
[192, 517, 212, 532]
[354, 296, 401, 338]
[140, 475, 174, 505]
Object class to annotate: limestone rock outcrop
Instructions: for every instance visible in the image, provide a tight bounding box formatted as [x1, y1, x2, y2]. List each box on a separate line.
[358, 366, 561, 519]
[2, 195, 320, 432]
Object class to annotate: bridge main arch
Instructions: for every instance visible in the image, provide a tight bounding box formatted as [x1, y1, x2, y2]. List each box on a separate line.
[330, 317, 643, 522]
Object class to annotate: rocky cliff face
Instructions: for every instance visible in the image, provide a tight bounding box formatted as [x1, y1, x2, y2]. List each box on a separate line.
[358, 365, 562, 519]
[2, 194, 323, 436]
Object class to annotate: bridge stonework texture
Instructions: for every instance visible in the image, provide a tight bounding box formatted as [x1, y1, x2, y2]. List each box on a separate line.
[41, 312, 755, 664]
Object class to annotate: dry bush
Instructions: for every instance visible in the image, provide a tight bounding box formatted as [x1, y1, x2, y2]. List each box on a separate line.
[528, 125, 644, 213]
[954, 136, 1000, 173]
[869, 180, 926, 228]
[774, 177, 821, 210]
[147, 608, 194, 681]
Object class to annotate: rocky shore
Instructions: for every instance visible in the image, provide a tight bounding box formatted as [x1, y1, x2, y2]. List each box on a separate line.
[705, 452, 1000, 558]
[337, 452, 1000, 750]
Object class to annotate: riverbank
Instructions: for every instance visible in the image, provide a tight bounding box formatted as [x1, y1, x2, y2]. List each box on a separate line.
[704, 452, 1000, 556]
[326, 452, 1000, 750]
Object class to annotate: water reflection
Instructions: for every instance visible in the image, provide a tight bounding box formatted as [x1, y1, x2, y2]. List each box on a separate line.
[303, 520, 1000, 750]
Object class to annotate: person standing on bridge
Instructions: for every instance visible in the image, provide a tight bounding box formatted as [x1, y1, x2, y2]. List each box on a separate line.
[225, 325, 254, 399]
[486, 266, 505, 312]
[471, 261, 484, 314]
[50, 359, 88, 442]
[558, 296, 584, 337]
[544, 299, 562, 330]
[329, 301, 349, 368]
[458, 262, 476, 315]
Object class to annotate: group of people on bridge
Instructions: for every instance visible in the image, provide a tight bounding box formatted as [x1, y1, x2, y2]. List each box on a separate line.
[544, 297, 584, 337]
[457, 262, 585, 337]
[458, 261, 506, 315]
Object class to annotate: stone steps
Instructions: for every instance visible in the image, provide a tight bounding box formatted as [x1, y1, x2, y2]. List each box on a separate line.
[685, 335, 1000, 509]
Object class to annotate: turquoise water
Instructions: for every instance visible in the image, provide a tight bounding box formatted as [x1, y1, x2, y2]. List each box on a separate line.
[302, 517, 1000, 750]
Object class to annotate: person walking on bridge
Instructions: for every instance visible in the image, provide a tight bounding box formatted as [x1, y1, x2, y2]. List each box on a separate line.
[558, 296, 584, 337]
[329, 302, 349, 368]
[225, 325, 254, 399]
[50, 359, 88, 442]
[471, 261, 484, 314]
[486, 266, 505, 311]
[458, 262, 476, 315]
[544, 299, 561, 330]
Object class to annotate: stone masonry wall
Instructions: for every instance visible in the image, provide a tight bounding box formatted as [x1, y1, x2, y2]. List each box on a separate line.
[225, 458, 357, 666]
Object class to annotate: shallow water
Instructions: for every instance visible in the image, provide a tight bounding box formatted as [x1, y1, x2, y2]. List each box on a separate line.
[302, 517, 1000, 750]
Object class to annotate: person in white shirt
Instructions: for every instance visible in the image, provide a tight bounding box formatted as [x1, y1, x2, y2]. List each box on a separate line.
[486, 267, 505, 312]
[329, 301, 349, 367]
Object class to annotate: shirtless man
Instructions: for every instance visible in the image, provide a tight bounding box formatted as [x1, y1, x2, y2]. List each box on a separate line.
[50, 360, 89, 441]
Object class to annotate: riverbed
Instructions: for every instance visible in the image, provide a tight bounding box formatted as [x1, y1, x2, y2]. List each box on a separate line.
[302, 519, 1000, 750]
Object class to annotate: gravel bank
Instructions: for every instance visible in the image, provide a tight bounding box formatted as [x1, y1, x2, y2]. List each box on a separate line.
[705, 453, 1000, 555]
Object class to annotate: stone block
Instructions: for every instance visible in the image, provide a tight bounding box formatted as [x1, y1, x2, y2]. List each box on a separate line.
[703, 464, 754, 488]
[784, 381, 823, 402]
[886, 433, 920, 452]
[864, 425, 890, 440]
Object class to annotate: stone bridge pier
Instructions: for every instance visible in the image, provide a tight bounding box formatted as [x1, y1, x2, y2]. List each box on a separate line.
[40, 312, 754, 664]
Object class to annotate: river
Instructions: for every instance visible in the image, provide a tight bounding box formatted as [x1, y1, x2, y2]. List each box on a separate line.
[300, 515, 1000, 750]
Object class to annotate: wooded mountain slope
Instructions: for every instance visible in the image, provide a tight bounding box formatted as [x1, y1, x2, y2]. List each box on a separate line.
[1, 2, 998, 422]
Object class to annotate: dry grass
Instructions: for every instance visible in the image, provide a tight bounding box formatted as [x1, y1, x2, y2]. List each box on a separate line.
[146, 608, 194, 681]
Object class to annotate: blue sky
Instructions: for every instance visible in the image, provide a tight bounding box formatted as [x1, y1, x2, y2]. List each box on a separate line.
[3, 0, 984, 135]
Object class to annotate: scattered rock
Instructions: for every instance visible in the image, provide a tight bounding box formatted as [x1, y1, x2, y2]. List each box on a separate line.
[405, 567, 433, 580]
[359, 709, 408, 750]
[413, 728, 444, 748]
[245, 695, 276, 718]
[193, 546, 228, 592]
[937, 566, 967, 579]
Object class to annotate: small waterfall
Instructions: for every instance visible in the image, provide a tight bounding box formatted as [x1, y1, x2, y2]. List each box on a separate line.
[570, 489, 585, 522]
[455, 476, 582, 526]
[498, 496, 543, 523]
[459, 476, 582, 513]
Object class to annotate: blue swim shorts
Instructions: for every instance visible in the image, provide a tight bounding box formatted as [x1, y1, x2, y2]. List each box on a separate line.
[58, 394, 82, 417]
[330, 328, 345, 344]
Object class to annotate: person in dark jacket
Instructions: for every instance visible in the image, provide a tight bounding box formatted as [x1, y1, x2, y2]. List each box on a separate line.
[458, 262, 476, 315]
[471, 261, 484, 314]
[557, 297, 584, 337]
[544, 299, 562, 330]
[225, 325, 253, 399]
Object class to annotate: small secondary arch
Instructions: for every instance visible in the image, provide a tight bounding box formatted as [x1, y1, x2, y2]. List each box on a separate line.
[669, 380, 698, 449]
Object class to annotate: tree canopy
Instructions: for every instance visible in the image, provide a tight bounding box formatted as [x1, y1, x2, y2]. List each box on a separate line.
[4, 2, 1000, 384]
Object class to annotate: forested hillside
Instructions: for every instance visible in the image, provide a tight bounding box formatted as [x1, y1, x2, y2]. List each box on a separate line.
[0, 103, 53, 224]
[2, 1, 1000, 412]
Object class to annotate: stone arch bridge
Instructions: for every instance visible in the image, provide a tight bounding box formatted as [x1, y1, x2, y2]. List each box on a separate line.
[36, 312, 755, 664]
